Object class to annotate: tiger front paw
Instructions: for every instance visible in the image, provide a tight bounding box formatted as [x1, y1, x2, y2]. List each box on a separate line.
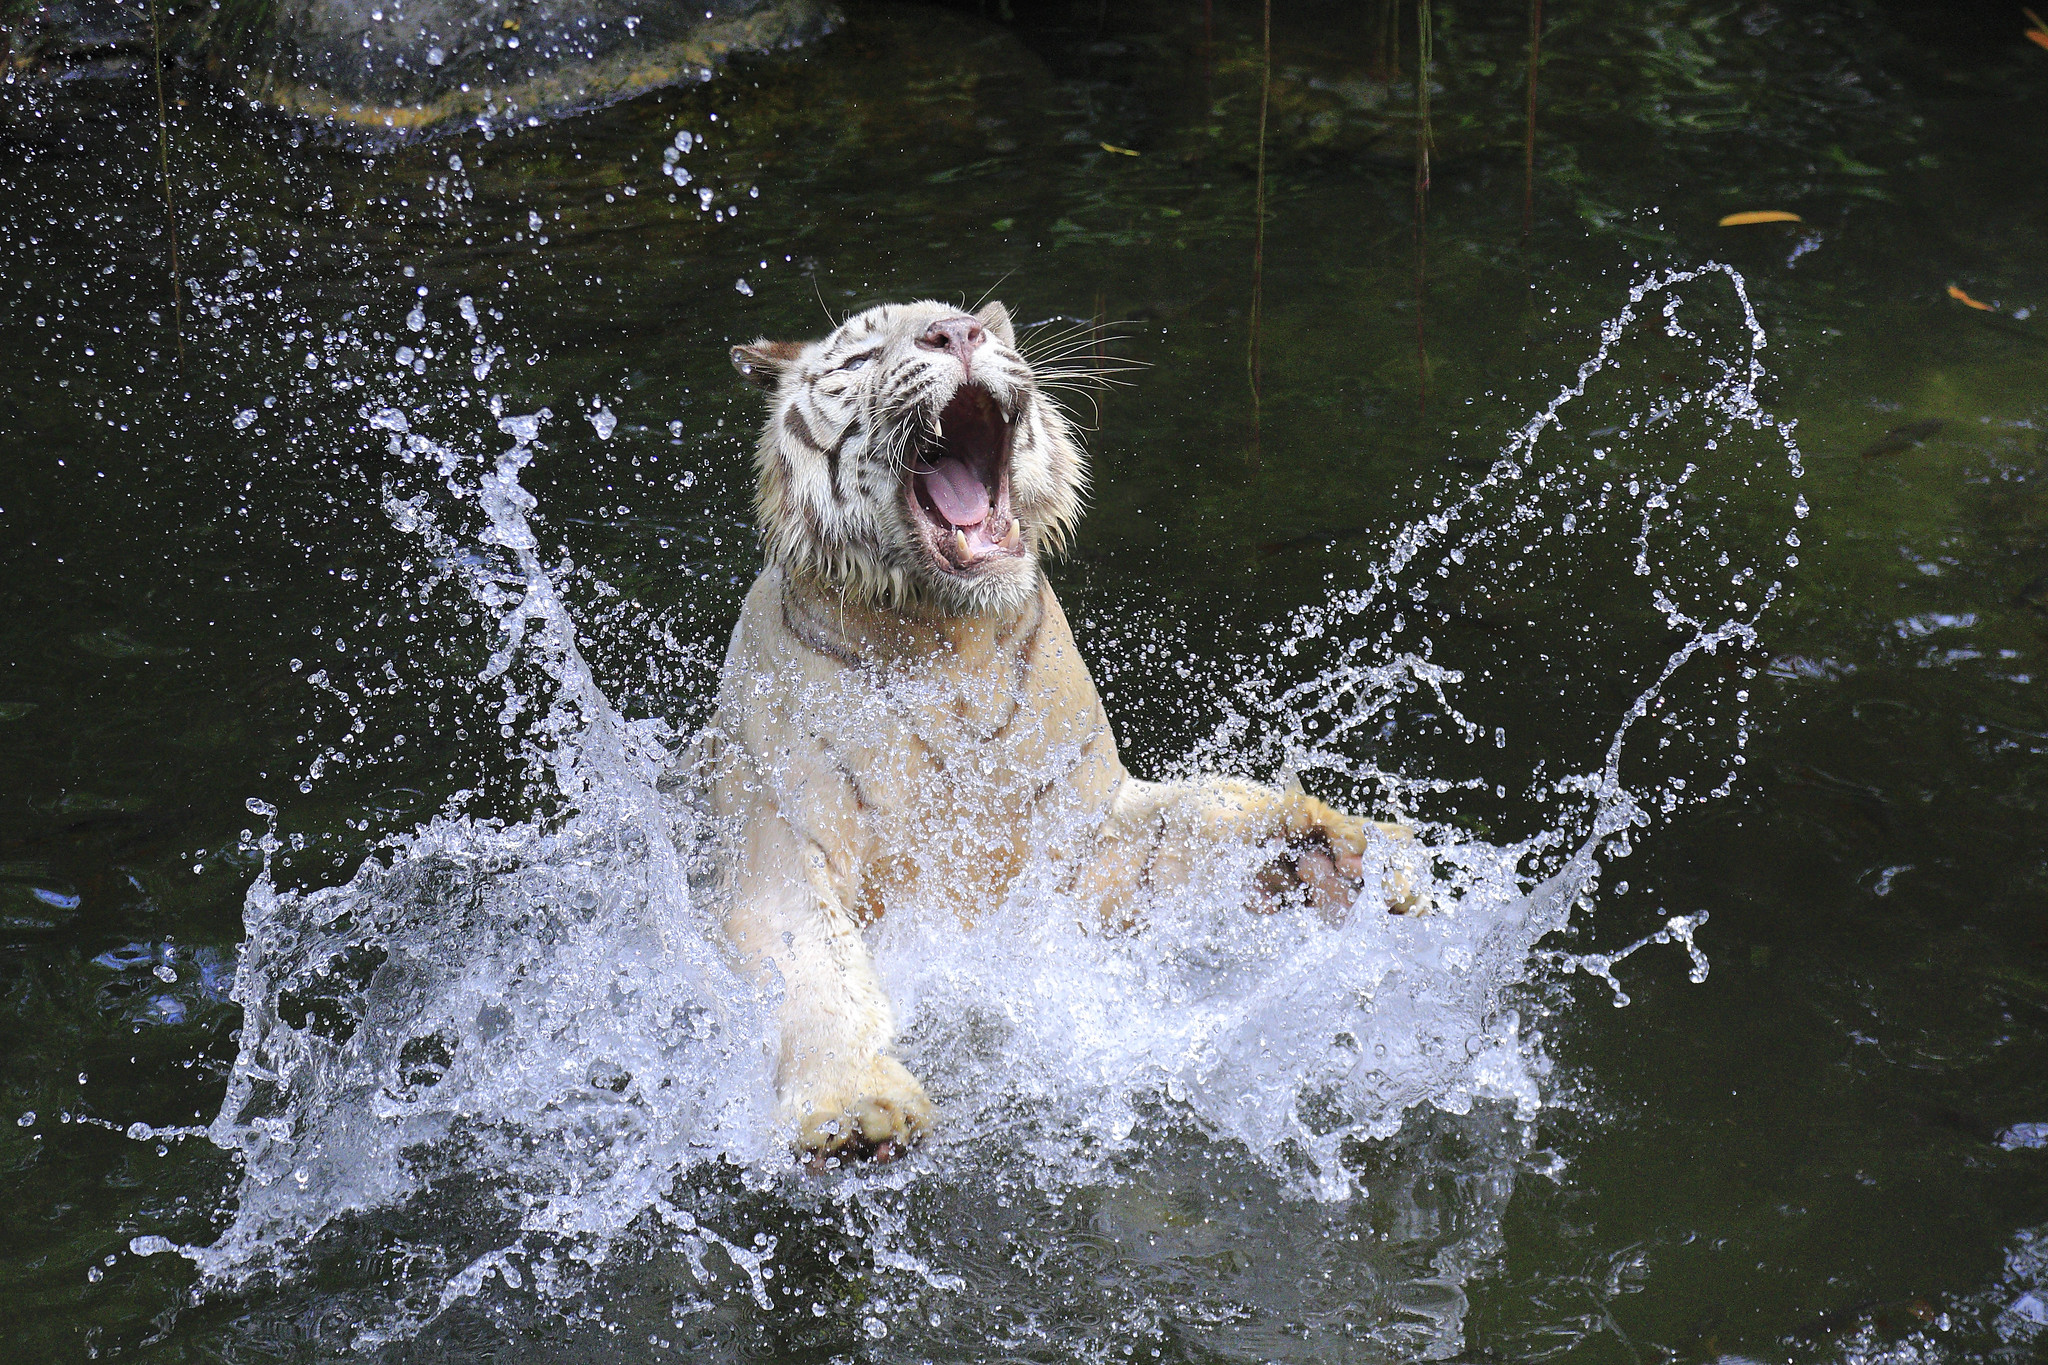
[1266, 792, 1431, 921]
[783, 1054, 935, 1168]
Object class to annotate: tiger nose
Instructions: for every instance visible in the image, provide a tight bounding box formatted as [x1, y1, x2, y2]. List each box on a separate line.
[917, 316, 985, 369]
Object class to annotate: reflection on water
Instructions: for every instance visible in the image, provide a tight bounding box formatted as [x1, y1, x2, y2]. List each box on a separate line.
[3, 0, 2048, 1361]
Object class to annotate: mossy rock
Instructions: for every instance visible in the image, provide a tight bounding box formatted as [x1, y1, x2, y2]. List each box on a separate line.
[3, 0, 162, 78]
[5, 0, 838, 137]
[237, 0, 838, 134]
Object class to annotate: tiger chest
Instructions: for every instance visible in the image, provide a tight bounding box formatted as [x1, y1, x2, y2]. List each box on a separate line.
[837, 686, 1089, 927]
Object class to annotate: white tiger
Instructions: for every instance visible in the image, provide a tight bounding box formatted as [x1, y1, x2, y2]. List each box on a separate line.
[691, 298, 1421, 1163]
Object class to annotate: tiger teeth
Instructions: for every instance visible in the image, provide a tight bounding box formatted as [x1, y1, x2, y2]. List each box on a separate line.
[1002, 520, 1021, 551]
[953, 528, 971, 561]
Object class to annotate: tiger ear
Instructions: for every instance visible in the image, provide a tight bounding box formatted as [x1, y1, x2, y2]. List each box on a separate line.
[974, 300, 1016, 348]
[730, 339, 803, 389]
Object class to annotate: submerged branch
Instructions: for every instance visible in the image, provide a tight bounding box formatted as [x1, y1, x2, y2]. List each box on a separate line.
[1523, 0, 1543, 239]
[1248, 0, 1272, 456]
[1413, 0, 1433, 414]
[149, 0, 185, 378]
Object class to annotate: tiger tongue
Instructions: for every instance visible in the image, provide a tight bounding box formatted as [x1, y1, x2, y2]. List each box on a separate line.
[918, 456, 991, 529]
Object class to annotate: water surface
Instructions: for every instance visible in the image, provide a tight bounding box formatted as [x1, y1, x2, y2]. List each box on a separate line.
[2, 1, 2047, 1361]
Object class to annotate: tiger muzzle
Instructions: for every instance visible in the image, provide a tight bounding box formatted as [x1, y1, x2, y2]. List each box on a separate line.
[906, 382, 1022, 573]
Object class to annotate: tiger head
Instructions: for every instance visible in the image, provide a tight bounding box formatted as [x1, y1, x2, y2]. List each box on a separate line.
[731, 299, 1087, 618]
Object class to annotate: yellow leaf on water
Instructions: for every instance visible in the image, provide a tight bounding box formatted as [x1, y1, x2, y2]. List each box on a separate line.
[2028, 30, 2048, 50]
[1099, 143, 1141, 156]
[1718, 210, 1804, 226]
[1947, 284, 1995, 311]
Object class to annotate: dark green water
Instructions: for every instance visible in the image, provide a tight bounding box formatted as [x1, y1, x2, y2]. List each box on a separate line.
[2, 0, 2046, 1360]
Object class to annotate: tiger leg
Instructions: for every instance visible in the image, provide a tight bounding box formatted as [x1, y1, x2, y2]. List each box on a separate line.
[725, 817, 934, 1163]
[1078, 776, 1426, 924]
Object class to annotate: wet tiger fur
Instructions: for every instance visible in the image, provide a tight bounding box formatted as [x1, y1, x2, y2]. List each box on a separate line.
[693, 298, 1421, 1163]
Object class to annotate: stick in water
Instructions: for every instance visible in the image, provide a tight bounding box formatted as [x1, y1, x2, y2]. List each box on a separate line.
[1413, 0, 1433, 413]
[1248, 0, 1272, 460]
[1523, 0, 1543, 238]
[148, 0, 185, 377]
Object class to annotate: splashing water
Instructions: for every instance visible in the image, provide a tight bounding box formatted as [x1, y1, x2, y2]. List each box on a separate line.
[181, 411, 780, 1332]
[138, 264, 1801, 1359]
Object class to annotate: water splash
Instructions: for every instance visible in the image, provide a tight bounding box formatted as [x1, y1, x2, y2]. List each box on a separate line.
[1545, 910, 1710, 1007]
[140, 265, 1801, 1359]
[173, 403, 777, 1327]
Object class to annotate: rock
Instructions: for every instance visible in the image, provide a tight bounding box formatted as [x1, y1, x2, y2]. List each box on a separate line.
[5, 0, 838, 136]
[238, 0, 838, 135]
[3, 0, 155, 78]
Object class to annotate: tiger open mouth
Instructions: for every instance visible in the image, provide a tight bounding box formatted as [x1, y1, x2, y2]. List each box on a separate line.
[906, 383, 1021, 574]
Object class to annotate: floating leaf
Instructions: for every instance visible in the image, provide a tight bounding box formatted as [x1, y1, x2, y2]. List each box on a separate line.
[1718, 210, 1803, 226]
[1947, 284, 1995, 311]
[1098, 143, 1141, 156]
[2030, 30, 2048, 50]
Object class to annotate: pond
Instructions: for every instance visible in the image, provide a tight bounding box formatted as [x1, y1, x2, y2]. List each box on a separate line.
[2, 0, 2046, 1360]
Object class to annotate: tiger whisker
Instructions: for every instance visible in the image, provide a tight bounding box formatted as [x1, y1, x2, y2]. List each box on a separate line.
[1035, 363, 1144, 381]
[1022, 337, 1145, 365]
[1021, 323, 1136, 348]
[1018, 320, 1140, 358]
[1037, 378, 1136, 395]
[1018, 315, 1100, 337]
[1032, 359, 1147, 376]
[971, 271, 1017, 315]
[1022, 314, 1140, 336]
[1025, 347, 1139, 369]
[1033, 368, 1145, 388]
